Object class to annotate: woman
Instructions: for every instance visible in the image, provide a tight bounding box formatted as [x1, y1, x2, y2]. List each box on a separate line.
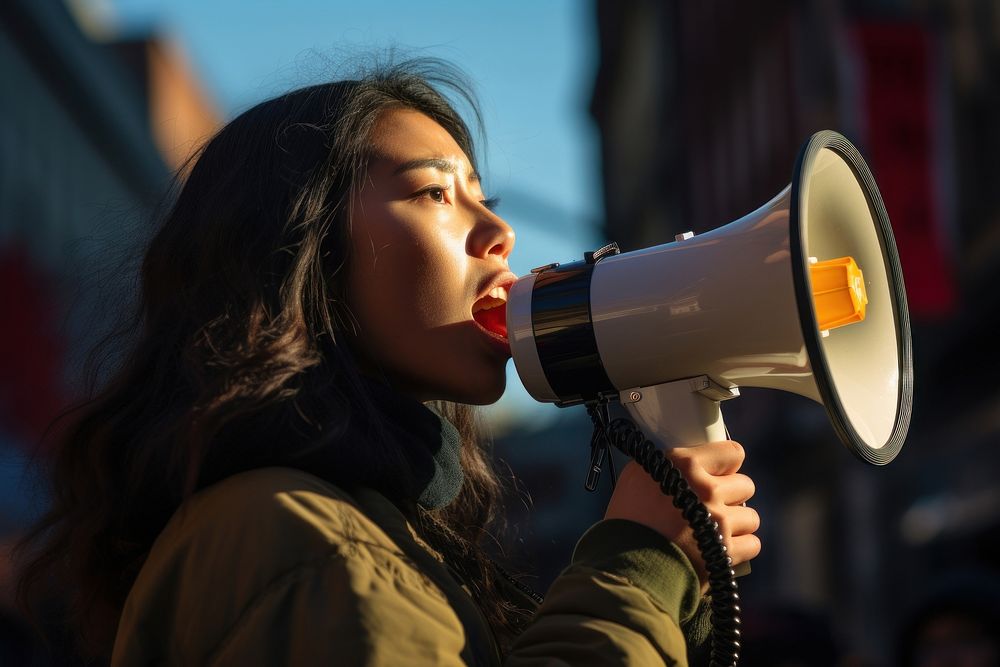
[18, 60, 760, 665]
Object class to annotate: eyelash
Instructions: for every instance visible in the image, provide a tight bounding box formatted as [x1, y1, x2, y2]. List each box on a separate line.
[415, 185, 451, 203]
[413, 186, 501, 212]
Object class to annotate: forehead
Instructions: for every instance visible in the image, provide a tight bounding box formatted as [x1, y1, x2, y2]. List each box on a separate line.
[368, 108, 472, 171]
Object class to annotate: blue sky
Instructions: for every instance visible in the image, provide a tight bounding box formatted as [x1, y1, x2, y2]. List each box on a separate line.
[97, 0, 604, 428]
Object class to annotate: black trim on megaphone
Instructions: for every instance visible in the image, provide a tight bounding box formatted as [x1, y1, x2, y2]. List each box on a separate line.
[790, 131, 913, 465]
[531, 247, 619, 404]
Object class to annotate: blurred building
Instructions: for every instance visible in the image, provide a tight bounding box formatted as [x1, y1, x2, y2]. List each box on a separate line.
[0, 0, 218, 660]
[591, 0, 1000, 662]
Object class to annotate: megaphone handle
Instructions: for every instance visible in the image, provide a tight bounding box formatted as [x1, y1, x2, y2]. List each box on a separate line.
[591, 388, 744, 665]
[620, 377, 751, 577]
[621, 376, 731, 447]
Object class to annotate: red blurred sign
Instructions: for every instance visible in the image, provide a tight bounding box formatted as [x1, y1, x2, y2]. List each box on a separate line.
[852, 22, 957, 318]
[0, 247, 66, 448]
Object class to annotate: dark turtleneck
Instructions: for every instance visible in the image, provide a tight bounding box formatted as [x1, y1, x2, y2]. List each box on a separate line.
[360, 379, 465, 510]
[237, 377, 545, 630]
[200, 378, 465, 514]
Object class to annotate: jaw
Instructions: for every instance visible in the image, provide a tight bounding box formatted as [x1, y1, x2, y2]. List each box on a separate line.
[369, 320, 510, 405]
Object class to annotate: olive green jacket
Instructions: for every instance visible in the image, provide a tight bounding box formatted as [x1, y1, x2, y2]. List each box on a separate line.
[111, 467, 707, 666]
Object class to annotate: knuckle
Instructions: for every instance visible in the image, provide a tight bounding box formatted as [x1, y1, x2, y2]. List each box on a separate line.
[668, 446, 696, 464]
[728, 440, 745, 462]
[687, 471, 715, 497]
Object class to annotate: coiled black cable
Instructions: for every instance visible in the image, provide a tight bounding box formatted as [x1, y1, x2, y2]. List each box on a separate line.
[586, 402, 741, 667]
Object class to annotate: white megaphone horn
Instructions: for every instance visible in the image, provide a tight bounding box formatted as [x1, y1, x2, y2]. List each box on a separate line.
[508, 130, 913, 465]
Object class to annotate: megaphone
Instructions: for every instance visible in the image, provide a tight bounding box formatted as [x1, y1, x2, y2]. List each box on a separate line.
[508, 130, 912, 465]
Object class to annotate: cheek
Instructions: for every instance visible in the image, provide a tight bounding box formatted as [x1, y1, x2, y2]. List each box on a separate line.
[348, 233, 507, 403]
[348, 211, 469, 351]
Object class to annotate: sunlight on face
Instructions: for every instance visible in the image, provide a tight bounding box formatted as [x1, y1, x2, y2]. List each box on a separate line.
[348, 108, 517, 404]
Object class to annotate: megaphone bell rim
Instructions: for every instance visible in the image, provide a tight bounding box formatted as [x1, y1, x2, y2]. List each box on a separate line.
[789, 131, 914, 465]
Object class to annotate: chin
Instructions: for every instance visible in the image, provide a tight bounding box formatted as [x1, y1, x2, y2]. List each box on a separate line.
[433, 368, 508, 406]
[447, 376, 507, 406]
[394, 353, 510, 405]
[468, 383, 507, 406]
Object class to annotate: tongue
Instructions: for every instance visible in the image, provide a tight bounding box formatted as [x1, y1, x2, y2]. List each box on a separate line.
[474, 303, 507, 339]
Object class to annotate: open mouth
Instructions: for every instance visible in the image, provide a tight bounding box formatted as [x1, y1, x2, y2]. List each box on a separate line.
[472, 285, 508, 340]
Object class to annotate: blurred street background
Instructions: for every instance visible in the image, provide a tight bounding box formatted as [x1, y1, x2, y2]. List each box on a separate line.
[2, 1, 999, 665]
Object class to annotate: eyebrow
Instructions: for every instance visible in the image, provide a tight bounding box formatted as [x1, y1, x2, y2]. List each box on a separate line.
[392, 157, 481, 182]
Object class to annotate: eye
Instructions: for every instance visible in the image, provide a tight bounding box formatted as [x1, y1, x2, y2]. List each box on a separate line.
[416, 185, 450, 204]
[481, 196, 501, 212]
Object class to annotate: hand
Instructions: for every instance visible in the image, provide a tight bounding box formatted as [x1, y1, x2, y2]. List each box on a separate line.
[604, 440, 760, 591]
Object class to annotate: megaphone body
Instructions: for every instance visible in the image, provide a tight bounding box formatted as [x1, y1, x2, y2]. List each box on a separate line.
[508, 131, 912, 464]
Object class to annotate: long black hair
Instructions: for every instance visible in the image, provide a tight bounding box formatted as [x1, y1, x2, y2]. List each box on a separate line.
[17, 59, 525, 658]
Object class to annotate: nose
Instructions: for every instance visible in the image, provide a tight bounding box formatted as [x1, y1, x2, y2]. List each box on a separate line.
[468, 207, 515, 261]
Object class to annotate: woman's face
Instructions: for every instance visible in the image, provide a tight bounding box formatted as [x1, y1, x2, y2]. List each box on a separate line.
[348, 108, 517, 404]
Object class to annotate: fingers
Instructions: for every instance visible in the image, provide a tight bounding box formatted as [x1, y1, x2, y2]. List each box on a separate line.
[715, 505, 762, 566]
[728, 533, 762, 565]
[606, 442, 762, 577]
[719, 503, 760, 537]
[722, 472, 755, 505]
[681, 471, 755, 508]
[677, 441, 759, 568]
[670, 440, 745, 477]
